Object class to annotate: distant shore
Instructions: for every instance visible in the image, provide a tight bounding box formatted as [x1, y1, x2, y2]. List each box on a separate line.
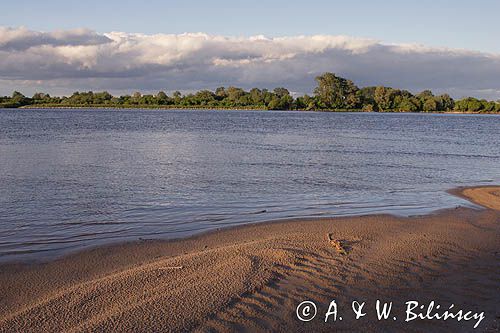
[3, 72, 500, 113]
[6, 105, 499, 114]
[0, 186, 499, 332]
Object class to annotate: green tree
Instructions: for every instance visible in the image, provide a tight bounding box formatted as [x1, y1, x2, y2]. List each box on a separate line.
[172, 91, 182, 104]
[398, 97, 419, 112]
[374, 86, 394, 111]
[454, 97, 482, 112]
[435, 94, 454, 111]
[10, 91, 29, 106]
[422, 98, 437, 112]
[215, 87, 227, 100]
[417, 90, 434, 100]
[249, 88, 264, 105]
[156, 91, 168, 105]
[194, 90, 216, 106]
[314, 72, 359, 109]
[225, 87, 245, 106]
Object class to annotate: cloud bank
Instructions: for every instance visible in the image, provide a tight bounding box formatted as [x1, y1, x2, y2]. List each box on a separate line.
[1, 26, 500, 99]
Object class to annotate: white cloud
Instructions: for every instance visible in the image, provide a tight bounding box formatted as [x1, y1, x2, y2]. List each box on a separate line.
[0, 26, 111, 51]
[1, 26, 499, 99]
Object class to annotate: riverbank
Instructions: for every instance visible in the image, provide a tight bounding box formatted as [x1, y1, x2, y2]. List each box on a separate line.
[10, 105, 500, 114]
[0, 186, 499, 332]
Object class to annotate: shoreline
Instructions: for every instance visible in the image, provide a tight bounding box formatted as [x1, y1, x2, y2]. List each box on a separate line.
[0, 186, 499, 331]
[0, 186, 486, 267]
[2, 106, 499, 114]
[0, 208, 462, 267]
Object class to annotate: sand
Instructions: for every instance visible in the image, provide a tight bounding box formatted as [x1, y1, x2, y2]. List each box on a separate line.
[0, 186, 499, 332]
[455, 186, 500, 210]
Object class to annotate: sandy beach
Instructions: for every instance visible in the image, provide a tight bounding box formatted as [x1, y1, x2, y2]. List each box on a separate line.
[0, 186, 499, 332]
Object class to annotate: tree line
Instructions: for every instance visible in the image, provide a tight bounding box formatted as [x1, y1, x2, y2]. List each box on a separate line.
[1, 73, 499, 112]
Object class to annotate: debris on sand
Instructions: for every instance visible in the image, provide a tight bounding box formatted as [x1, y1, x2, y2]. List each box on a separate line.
[327, 234, 348, 255]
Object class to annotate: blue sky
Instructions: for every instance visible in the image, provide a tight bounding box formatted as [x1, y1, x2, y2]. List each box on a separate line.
[1, 0, 500, 98]
[1, 0, 499, 53]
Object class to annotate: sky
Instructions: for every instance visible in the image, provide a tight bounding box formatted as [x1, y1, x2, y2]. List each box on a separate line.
[1, 0, 500, 99]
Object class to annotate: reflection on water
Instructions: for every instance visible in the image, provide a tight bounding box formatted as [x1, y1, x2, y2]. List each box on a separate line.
[0, 109, 499, 261]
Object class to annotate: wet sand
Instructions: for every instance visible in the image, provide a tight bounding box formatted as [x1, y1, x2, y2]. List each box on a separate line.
[0, 186, 499, 332]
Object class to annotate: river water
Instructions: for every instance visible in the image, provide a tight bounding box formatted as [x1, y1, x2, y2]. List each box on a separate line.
[1, 109, 499, 261]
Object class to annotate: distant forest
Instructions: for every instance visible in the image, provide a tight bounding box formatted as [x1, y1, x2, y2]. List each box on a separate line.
[1, 73, 499, 112]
